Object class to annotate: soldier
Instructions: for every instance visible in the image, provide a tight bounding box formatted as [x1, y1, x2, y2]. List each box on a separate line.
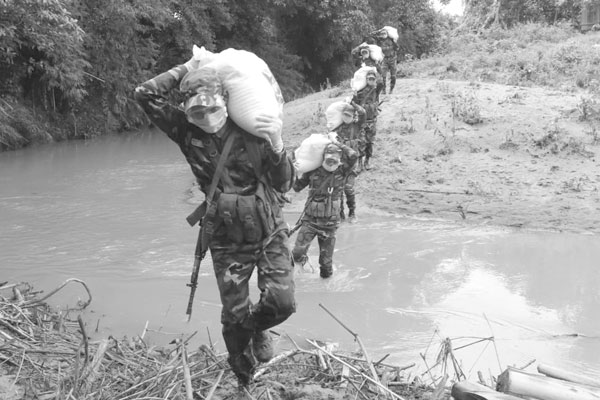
[291, 141, 358, 278]
[327, 101, 365, 221]
[371, 28, 399, 94]
[351, 43, 384, 80]
[352, 69, 383, 170]
[134, 55, 296, 389]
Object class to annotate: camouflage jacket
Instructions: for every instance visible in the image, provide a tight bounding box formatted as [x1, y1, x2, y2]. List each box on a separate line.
[294, 144, 357, 220]
[134, 65, 295, 244]
[353, 85, 382, 121]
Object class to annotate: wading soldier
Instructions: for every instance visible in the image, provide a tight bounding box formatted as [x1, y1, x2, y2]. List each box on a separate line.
[327, 101, 365, 221]
[292, 141, 357, 278]
[352, 69, 383, 170]
[134, 55, 296, 389]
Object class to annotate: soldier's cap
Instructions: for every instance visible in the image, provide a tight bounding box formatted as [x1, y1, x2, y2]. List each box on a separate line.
[377, 29, 388, 38]
[366, 70, 377, 79]
[323, 143, 343, 156]
[360, 48, 370, 57]
[180, 67, 223, 104]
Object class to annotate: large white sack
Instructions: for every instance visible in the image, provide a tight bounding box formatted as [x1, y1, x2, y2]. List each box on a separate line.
[351, 66, 377, 92]
[191, 46, 284, 137]
[382, 26, 399, 42]
[325, 101, 353, 130]
[367, 44, 384, 62]
[192, 44, 218, 66]
[294, 133, 332, 173]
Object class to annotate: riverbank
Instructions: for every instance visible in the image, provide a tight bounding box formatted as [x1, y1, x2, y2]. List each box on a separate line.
[283, 77, 600, 235]
[0, 280, 438, 400]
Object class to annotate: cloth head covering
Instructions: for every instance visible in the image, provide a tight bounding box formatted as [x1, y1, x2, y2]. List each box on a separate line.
[323, 143, 342, 156]
[180, 68, 223, 98]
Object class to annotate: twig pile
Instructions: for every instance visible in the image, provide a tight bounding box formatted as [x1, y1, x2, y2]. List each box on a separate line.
[0, 281, 439, 400]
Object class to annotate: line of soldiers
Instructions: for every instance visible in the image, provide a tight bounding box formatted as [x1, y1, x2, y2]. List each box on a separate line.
[134, 30, 399, 390]
[290, 27, 399, 280]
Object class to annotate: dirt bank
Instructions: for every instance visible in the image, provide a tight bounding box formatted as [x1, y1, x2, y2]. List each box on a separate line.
[283, 78, 600, 235]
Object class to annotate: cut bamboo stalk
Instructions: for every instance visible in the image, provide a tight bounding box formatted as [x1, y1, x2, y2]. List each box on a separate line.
[452, 380, 523, 400]
[180, 342, 193, 400]
[318, 303, 380, 385]
[307, 339, 406, 400]
[497, 367, 600, 400]
[537, 364, 600, 389]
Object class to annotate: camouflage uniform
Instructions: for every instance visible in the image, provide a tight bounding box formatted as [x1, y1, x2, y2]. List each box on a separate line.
[292, 143, 357, 277]
[352, 79, 383, 168]
[332, 103, 365, 217]
[134, 63, 296, 386]
[372, 35, 399, 94]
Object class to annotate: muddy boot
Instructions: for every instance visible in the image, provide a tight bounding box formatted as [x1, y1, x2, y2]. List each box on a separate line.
[320, 266, 333, 278]
[228, 349, 256, 388]
[252, 330, 274, 363]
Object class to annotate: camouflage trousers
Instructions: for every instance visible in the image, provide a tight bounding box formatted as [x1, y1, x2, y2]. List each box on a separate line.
[292, 218, 339, 274]
[380, 57, 397, 93]
[209, 230, 296, 381]
[363, 120, 377, 159]
[343, 172, 356, 213]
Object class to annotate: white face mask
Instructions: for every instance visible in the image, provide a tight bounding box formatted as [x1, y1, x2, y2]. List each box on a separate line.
[322, 156, 341, 172]
[187, 107, 228, 133]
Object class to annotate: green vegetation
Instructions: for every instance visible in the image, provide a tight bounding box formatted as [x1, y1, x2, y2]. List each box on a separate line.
[0, 0, 593, 150]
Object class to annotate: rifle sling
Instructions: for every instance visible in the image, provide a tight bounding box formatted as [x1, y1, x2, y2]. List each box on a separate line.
[186, 130, 235, 227]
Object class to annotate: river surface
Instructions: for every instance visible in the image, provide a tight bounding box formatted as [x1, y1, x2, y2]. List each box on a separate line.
[1, 131, 599, 382]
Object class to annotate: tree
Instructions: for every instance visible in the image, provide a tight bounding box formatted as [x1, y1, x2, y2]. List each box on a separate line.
[274, 0, 372, 88]
[0, 0, 89, 110]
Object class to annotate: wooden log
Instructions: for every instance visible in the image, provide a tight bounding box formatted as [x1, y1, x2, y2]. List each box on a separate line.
[497, 367, 600, 400]
[452, 380, 523, 400]
[538, 364, 600, 389]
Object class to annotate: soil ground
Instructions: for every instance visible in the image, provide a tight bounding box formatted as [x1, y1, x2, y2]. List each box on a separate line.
[283, 78, 600, 235]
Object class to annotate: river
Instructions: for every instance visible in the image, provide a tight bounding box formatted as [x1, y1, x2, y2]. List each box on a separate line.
[1, 130, 599, 382]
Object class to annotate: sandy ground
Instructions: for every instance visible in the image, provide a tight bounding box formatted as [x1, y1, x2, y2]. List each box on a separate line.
[283, 78, 600, 235]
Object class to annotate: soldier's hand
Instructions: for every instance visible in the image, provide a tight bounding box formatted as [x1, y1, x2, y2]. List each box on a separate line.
[255, 114, 284, 152]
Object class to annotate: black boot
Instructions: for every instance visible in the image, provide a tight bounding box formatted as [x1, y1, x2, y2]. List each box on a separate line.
[320, 266, 333, 278]
[364, 158, 371, 170]
[348, 209, 357, 223]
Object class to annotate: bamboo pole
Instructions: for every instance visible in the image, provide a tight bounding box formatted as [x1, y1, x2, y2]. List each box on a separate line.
[497, 367, 600, 400]
[318, 303, 381, 386]
[451, 380, 523, 400]
[538, 364, 600, 389]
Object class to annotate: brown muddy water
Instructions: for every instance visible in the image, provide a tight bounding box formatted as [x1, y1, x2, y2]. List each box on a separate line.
[1, 131, 599, 381]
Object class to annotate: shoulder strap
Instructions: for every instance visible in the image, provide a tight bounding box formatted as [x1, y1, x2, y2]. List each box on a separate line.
[242, 133, 264, 179]
[206, 131, 235, 203]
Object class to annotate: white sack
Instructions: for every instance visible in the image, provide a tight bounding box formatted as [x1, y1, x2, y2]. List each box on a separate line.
[191, 46, 284, 137]
[351, 66, 377, 92]
[382, 26, 399, 42]
[293, 133, 332, 173]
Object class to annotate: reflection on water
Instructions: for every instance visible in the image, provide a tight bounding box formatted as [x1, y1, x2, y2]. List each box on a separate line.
[1, 131, 600, 381]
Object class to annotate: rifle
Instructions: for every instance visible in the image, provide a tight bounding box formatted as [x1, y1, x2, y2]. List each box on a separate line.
[185, 202, 213, 321]
[185, 132, 234, 321]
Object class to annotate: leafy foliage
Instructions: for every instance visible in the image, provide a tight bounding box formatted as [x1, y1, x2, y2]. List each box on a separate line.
[0, 0, 89, 107]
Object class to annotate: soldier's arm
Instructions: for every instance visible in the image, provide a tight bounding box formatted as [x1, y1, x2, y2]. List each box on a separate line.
[351, 101, 366, 124]
[339, 142, 358, 170]
[265, 147, 296, 193]
[134, 64, 191, 142]
[293, 172, 310, 192]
